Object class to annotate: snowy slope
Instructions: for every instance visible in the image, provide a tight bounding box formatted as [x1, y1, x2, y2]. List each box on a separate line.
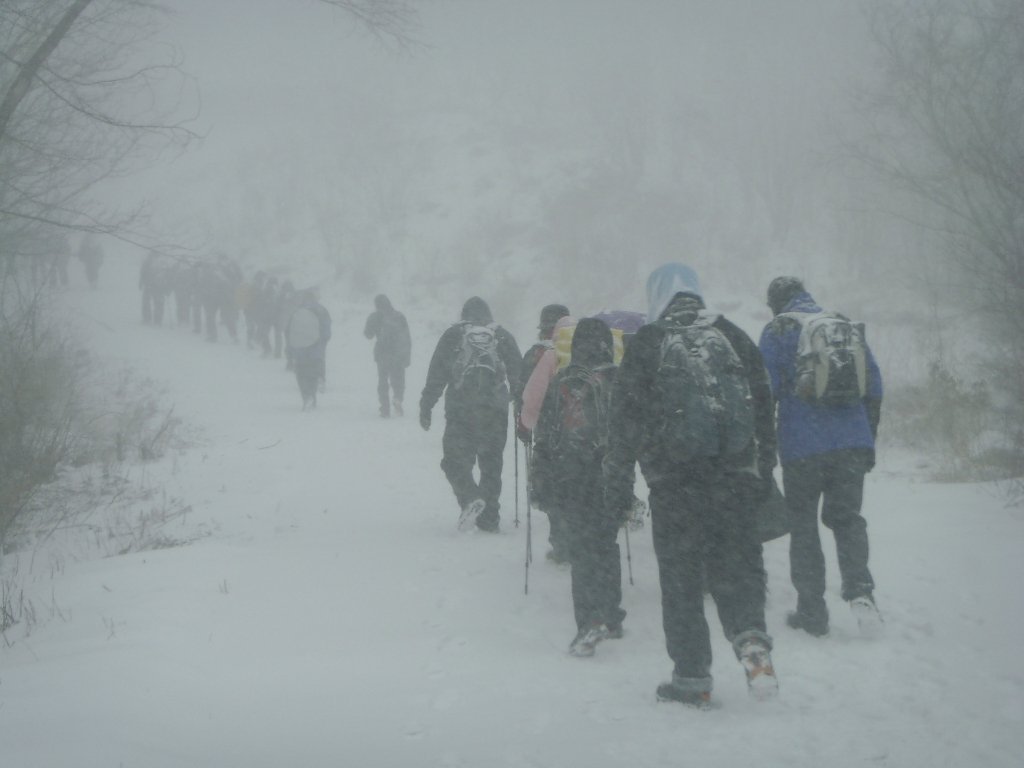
[1, 253, 1022, 768]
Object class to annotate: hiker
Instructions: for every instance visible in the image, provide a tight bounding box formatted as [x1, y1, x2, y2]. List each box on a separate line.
[515, 304, 571, 435]
[363, 294, 412, 417]
[604, 263, 779, 707]
[286, 288, 332, 410]
[419, 296, 522, 532]
[77, 234, 104, 290]
[519, 312, 577, 562]
[758, 276, 884, 638]
[532, 317, 626, 657]
[139, 252, 171, 325]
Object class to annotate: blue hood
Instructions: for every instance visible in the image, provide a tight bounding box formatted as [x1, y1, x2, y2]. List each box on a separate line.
[646, 263, 704, 322]
[780, 291, 821, 315]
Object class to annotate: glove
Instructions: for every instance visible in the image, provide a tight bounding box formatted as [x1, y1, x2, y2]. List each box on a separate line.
[516, 424, 532, 444]
[625, 496, 647, 531]
[419, 408, 431, 431]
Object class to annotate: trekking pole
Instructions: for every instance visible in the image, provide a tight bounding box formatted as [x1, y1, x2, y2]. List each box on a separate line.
[623, 524, 634, 586]
[524, 443, 533, 595]
[513, 435, 520, 528]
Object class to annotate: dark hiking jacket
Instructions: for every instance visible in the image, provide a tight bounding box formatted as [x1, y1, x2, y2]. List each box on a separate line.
[420, 297, 522, 418]
[364, 294, 412, 367]
[604, 294, 776, 513]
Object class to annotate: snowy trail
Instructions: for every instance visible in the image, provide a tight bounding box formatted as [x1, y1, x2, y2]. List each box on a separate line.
[2, 254, 1022, 768]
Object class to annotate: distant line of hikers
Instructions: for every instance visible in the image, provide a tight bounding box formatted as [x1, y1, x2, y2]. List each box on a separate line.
[418, 262, 883, 710]
[139, 253, 884, 710]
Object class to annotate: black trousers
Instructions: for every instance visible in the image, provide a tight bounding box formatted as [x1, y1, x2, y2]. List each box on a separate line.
[292, 346, 323, 407]
[783, 450, 874, 616]
[649, 471, 769, 685]
[563, 476, 625, 633]
[376, 360, 406, 414]
[440, 407, 508, 528]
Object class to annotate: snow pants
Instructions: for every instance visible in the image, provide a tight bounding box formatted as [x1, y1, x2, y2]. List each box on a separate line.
[292, 345, 324, 408]
[649, 471, 770, 691]
[440, 407, 507, 530]
[376, 360, 406, 416]
[783, 449, 874, 620]
[563, 475, 625, 633]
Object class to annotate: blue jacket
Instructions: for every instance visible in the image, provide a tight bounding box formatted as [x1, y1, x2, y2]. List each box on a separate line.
[758, 291, 882, 464]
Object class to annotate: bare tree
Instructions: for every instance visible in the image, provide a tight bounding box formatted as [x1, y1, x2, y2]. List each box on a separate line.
[856, 0, 1024, 451]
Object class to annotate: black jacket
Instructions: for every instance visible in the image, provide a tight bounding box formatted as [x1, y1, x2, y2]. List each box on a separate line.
[604, 298, 776, 512]
[420, 297, 522, 418]
[364, 294, 411, 367]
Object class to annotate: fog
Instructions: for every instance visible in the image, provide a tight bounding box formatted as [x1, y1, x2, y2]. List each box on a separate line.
[111, 0, 888, 322]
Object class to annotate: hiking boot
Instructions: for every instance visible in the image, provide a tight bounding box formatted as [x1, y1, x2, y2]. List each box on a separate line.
[738, 639, 779, 701]
[458, 499, 486, 531]
[545, 547, 570, 565]
[850, 595, 883, 638]
[569, 624, 609, 657]
[656, 680, 713, 710]
[786, 610, 829, 637]
[475, 517, 499, 533]
[392, 399, 403, 417]
[605, 623, 624, 640]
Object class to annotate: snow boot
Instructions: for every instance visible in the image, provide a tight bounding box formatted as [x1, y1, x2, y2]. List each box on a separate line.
[656, 677, 714, 710]
[738, 638, 779, 701]
[568, 624, 609, 658]
[786, 610, 829, 637]
[850, 595, 883, 638]
[458, 499, 486, 531]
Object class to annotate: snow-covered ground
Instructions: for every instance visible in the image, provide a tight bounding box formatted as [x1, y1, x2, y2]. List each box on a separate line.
[2, 254, 1022, 768]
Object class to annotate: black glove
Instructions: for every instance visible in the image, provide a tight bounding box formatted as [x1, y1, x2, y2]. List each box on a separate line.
[419, 408, 431, 431]
[516, 424, 532, 445]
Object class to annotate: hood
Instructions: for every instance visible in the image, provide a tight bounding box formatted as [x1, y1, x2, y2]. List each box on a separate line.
[571, 317, 614, 369]
[646, 263, 705, 321]
[538, 303, 570, 331]
[374, 294, 393, 312]
[779, 290, 821, 315]
[461, 296, 493, 325]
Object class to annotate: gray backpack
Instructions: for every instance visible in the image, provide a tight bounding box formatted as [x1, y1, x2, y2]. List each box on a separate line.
[780, 312, 867, 406]
[654, 315, 755, 462]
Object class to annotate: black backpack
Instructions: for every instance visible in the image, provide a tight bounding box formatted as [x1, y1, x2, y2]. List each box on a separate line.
[546, 363, 615, 461]
[451, 322, 505, 393]
[654, 315, 755, 462]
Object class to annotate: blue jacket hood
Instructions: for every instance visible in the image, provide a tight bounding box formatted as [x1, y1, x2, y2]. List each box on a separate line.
[779, 291, 821, 315]
[646, 263, 704, 322]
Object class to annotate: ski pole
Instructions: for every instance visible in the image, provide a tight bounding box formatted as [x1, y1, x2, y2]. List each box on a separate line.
[524, 443, 533, 595]
[623, 524, 634, 586]
[513, 434, 520, 528]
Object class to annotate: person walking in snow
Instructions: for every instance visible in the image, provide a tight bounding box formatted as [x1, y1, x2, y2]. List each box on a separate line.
[363, 294, 412, 417]
[603, 263, 779, 707]
[758, 276, 884, 638]
[419, 296, 522, 533]
[532, 317, 626, 657]
[286, 288, 332, 410]
[518, 310, 575, 563]
[515, 303, 571, 433]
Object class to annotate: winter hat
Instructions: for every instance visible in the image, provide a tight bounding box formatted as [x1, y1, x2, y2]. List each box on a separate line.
[570, 317, 614, 369]
[538, 303, 570, 331]
[766, 276, 804, 316]
[646, 263, 704, 322]
[461, 296, 493, 325]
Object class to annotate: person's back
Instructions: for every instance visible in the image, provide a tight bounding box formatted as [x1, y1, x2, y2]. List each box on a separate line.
[420, 296, 522, 532]
[604, 263, 778, 708]
[758, 276, 883, 638]
[364, 294, 411, 417]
